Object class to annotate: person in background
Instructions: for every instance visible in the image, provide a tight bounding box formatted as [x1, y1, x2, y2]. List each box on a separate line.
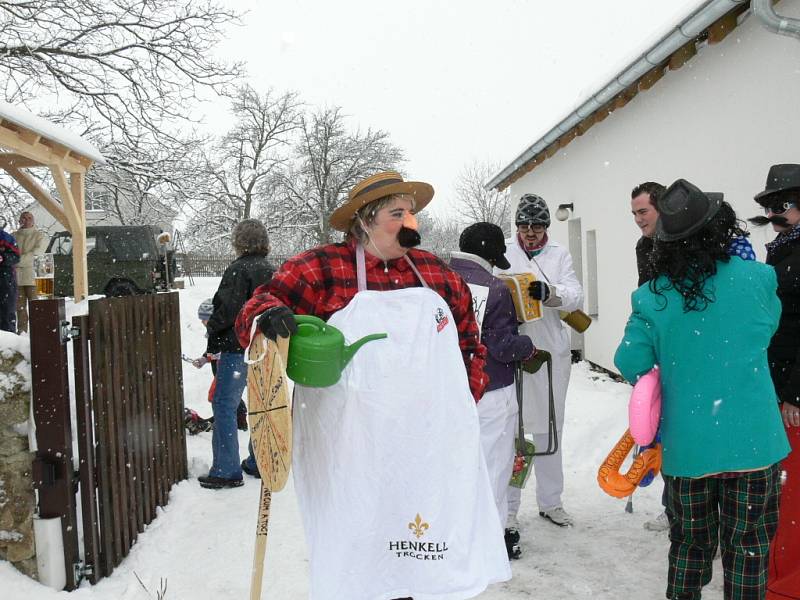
[616, 178, 789, 600]
[750, 163, 800, 600]
[0, 226, 20, 333]
[631, 181, 665, 287]
[198, 219, 273, 490]
[497, 194, 584, 530]
[630, 181, 672, 532]
[189, 298, 248, 433]
[449, 221, 547, 560]
[13, 211, 48, 333]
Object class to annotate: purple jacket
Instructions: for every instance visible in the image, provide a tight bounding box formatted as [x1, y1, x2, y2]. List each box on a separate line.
[450, 253, 534, 391]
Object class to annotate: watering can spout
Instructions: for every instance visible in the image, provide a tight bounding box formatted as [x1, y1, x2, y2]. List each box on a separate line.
[342, 333, 388, 367]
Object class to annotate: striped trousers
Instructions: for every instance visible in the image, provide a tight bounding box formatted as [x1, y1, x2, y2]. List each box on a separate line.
[663, 464, 781, 600]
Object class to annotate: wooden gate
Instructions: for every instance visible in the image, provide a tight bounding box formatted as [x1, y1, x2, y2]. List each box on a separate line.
[30, 293, 187, 589]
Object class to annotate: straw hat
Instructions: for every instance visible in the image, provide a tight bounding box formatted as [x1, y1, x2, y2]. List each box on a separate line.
[329, 171, 434, 232]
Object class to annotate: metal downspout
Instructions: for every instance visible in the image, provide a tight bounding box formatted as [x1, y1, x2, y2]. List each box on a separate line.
[753, 0, 800, 39]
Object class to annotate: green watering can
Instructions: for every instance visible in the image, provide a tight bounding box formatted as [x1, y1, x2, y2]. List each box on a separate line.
[287, 315, 388, 387]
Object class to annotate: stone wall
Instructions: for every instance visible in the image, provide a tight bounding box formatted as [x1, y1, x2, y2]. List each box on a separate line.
[0, 340, 36, 578]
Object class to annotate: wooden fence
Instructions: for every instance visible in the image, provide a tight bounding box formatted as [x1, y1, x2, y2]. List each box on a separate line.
[29, 293, 186, 588]
[175, 252, 292, 277]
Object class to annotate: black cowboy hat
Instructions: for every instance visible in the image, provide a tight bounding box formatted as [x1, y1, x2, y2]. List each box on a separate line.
[655, 179, 722, 242]
[754, 164, 800, 204]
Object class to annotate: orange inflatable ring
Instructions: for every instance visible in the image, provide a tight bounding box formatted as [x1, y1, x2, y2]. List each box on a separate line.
[597, 428, 662, 499]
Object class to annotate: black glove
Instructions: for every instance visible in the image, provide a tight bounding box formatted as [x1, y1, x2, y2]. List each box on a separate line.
[528, 280, 551, 302]
[522, 349, 551, 374]
[257, 306, 298, 340]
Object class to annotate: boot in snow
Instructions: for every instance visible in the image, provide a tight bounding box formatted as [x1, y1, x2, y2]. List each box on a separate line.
[505, 528, 521, 559]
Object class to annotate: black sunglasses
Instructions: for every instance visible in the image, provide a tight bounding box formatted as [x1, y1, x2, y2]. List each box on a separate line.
[764, 202, 797, 215]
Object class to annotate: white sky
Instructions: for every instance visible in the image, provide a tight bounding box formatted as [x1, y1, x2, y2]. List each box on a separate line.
[203, 0, 704, 217]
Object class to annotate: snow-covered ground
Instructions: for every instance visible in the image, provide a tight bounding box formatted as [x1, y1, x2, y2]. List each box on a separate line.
[1, 278, 725, 599]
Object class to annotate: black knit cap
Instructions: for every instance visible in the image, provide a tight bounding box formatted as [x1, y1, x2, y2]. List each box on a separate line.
[459, 222, 511, 270]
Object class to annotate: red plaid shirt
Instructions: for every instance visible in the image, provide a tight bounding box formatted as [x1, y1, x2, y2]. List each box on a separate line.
[235, 240, 488, 401]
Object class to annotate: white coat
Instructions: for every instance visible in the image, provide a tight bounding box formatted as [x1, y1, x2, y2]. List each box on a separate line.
[13, 227, 48, 286]
[495, 237, 583, 435]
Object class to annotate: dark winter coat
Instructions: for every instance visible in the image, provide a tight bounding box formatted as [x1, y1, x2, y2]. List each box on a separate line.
[635, 236, 655, 287]
[767, 234, 800, 407]
[449, 253, 534, 391]
[207, 253, 274, 354]
[0, 230, 20, 333]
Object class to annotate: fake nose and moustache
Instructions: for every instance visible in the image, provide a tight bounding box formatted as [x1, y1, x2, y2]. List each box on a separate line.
[748, 214, 790, 228]
[398, 212, 421, 248]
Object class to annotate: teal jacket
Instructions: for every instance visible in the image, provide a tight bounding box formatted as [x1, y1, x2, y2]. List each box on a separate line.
[614, 257, 789, 477]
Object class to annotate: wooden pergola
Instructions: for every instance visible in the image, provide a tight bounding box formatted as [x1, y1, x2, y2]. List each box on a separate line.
[0, 102, 104, 302]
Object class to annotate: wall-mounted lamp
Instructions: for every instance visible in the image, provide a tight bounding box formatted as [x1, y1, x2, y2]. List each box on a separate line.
[555, 203, 574, 222]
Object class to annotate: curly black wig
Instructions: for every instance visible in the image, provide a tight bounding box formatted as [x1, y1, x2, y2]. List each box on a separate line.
[648, 201, 746, 312]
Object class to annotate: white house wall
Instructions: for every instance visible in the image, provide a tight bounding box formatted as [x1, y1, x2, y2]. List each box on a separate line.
[507, 7, 800, 374]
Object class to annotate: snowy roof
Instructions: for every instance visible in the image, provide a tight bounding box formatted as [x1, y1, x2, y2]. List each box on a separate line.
[487, 0, 748, 191]
[0, 100, 105, 164]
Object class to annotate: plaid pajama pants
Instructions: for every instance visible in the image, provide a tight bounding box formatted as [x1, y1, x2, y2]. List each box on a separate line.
[663, 464, 781, 600]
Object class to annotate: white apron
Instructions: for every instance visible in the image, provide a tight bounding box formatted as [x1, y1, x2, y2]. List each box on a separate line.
[293, 247, 510, 600]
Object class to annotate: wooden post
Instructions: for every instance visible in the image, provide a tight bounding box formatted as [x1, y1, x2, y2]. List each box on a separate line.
[29, 298, 81, 590]
[72, 314, 101, 583]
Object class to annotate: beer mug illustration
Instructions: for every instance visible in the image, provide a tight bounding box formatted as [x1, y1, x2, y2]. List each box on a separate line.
[34, 253, 54, 298]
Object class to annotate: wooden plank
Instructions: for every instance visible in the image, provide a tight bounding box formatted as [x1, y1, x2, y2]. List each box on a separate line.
[0, 124, 86, 173]
[100, 298, 125, 567]
[29, 299, 81, 590]
[127, 298, 145, 535]
[19, 129, 41, 146]
[170, 293, 188, 481]
[45, 139, 72, 160]
[0, 153, 42, 169]
[140, 296, 158, 520]
[4, 166, 69, 229]
[50, 167, 81, 233]
[130, 296, 149, 529]
[69, 172, 88, 302]
[107, 299, 131, 559]
[164, 293, 187, 483]
[158, 295, 176, 488]
[148, 295, 167, 506]
[72, 314, 101, 584]
[89, 300, 114, 577]
[116, 298, 140, 546]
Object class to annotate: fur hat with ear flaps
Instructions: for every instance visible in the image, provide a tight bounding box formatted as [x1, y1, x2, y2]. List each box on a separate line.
[329, 171, 434, 232]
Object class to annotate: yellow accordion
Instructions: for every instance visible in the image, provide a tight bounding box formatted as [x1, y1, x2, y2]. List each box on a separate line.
[497, 273, 543, 323]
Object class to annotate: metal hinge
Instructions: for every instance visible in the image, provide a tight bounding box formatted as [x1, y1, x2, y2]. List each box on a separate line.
[74, 560, 93, 584]
[60, 321, 80, 343]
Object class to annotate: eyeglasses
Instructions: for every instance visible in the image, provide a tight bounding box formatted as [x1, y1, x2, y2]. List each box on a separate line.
[764, 202, 797, 215]
[517, 223, 546, 233]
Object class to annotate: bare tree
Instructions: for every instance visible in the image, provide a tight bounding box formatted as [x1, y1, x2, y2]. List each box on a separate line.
[417, 212, 460, 259]
[454, 160, 511, 233]
[0, 0, 244, 140]
[271, 107, 404, 251]
[203, 86, 301, 223]
[181, 87, 302, 248]
[87, 132, 206, 226]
